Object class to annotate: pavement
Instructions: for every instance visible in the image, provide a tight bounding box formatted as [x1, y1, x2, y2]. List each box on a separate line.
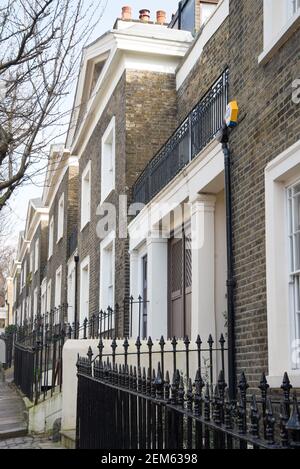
[0, 380, 27, 441]
[0, 435, 65, 449]
[0, 367, 65, 449]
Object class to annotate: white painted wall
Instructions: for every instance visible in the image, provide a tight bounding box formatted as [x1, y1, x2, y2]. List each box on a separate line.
[26, 391, 62, 435]
[146, 235, 168, 339]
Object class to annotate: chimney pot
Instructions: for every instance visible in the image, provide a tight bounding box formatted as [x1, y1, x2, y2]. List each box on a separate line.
[122, 6, 132, 21]
[156, 10, 166, 25]
[139, 9, 150, 22]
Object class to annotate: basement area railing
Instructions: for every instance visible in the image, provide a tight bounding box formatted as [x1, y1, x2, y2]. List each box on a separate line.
[132, 69, 229, 206]
[76, 337, 300, 450]
[13, 298, 143, 404]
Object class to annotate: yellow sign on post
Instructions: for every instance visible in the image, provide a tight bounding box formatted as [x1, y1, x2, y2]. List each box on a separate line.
[225, 101, 239, 128]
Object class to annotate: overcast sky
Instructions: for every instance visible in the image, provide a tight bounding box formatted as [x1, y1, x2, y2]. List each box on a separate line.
[8, 0, 179, 242]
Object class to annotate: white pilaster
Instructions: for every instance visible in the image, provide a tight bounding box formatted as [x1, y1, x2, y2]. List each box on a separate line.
[147, 232, 168, 340]
[190, 194, 217, 343]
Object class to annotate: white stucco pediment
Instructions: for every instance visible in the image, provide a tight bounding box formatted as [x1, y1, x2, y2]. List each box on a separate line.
[66, 24, 193, 156]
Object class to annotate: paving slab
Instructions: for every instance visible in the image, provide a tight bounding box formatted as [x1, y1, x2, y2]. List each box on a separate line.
[0, 382, 27, 440]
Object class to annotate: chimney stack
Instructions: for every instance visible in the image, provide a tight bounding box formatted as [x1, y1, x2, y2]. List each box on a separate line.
[121, 6, 132, 21]
[156, 10, 166, 25]
[139, 9, 150, 22]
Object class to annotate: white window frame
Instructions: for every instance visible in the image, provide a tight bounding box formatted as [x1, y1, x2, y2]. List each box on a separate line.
[99, 232, 115, 332]
[46, 279, 52, 313]
[22, 260, 27, 288]
[81, 160, 91, 230]
[30, 251, 34, 273]
[287, 180, 300, 358]
[33, 288, 38, 318]
[57, 193, 65, 243]
[265, 139, 300, 387]
[55, 266, 62, 308]
[34, 239, 39, 273]
[101, 116, 116, 205]
[13, 277, 17, 302]
[48, 216, 54, 259]
[41, 279, 47, 316]
[67, 259, 76, 325]
[129, 243, 148, 338]
[80, 256, 90, 326]
[289, 0, 300, 17]
[27, 295, 31, 321]
[22, 298, 26, 323]
[259, 0, 300, 64]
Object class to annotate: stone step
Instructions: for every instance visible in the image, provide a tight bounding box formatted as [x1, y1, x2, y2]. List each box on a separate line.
[60, 429, 76, 449]
[0, 426, 27, 441]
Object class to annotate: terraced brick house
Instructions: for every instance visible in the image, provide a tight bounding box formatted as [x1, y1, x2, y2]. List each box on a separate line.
[227, 0, 300, 388]
[23, 199, 49, 324]
[15, 232, 29, 325]
[41, 145, 79, 324]
[8, 0, 300, 400]
[11, 258, 21, 326]
[66, 11, 194, 337]
[129, 0, 300, 391]
[129, 0, 229, 345]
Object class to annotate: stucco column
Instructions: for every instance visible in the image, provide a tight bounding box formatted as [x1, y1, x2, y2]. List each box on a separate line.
[147, 232, 168, 340]
[129, 249, 140, 338]
[190, 194, 217, 343]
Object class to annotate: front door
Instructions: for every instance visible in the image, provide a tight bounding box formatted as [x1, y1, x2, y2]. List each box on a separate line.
[168, 228, 192, 338]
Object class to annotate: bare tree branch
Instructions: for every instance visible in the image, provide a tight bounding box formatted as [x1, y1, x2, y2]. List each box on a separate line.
[0, 0, 107, 209]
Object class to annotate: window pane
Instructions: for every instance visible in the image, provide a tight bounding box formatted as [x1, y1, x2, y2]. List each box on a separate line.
[294, 194, 300, 232]
[288, 198, 293, 234]
[293, 183, 300, 196]
[296, 275, 300, 313]
[295, 233, 300, 271]
[290, 236, 294, 272]
[200, 3, 217, 25]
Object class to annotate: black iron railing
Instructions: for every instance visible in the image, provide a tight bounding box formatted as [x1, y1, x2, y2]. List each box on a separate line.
[76, 336, 300, 450]
[13, 297, 144, 404]
[13, 305, 118, 404]
[132, 70, 229, 206]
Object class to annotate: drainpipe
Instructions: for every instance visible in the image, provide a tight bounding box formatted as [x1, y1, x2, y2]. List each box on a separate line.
[217, 123, 236, 400]
[74, 255, 79, 339]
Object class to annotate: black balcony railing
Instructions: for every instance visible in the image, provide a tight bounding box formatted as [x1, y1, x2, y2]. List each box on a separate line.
[132, 69, 229, 206]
